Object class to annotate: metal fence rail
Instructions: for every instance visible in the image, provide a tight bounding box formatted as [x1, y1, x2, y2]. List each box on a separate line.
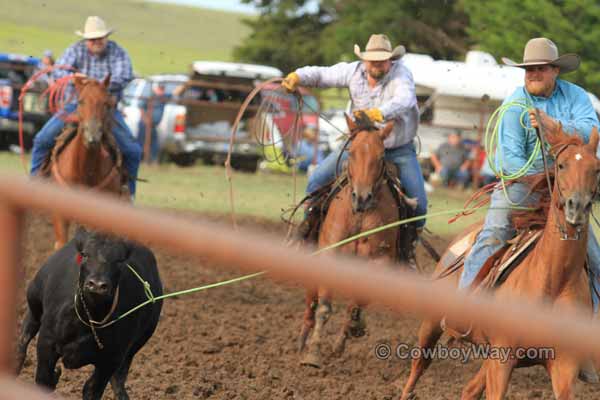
[1, 175, 599, 398]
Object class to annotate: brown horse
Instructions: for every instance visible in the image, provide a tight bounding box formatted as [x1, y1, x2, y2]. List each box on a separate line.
[400, 126, 600, 400]
[299, 114, 416, 368]
[49, 75, 124, 249]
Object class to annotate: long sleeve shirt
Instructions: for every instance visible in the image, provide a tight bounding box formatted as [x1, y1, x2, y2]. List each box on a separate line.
[54, 40, 134, 102]
[497, 79, 599, 175]
[295, 60, 419, 149]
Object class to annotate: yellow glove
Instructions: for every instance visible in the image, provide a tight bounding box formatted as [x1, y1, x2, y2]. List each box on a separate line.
[353, 108, 383, 123]
[281, 72, 300, 92]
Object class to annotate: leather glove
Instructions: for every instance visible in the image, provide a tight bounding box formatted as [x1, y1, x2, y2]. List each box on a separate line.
[281, 72, 300, 92]
[353, 108, 383, 123]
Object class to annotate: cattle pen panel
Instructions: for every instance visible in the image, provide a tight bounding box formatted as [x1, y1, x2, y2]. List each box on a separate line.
[1, 175, 600, 398]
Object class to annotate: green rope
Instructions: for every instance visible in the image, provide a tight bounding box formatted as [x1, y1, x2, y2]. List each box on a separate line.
[86, 203, 531, 328]
[484, 97, 545, 206]
[87, 269, 266, 329]
[314, 205, 532, 255]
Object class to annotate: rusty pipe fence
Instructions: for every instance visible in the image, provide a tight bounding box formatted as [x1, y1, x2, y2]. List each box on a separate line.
[2, 175, 600, 398]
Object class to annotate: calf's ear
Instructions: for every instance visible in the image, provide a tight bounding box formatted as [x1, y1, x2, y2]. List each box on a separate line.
[74, 227, 88, 252]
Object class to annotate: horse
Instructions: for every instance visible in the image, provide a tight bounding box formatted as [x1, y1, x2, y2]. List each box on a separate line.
[298, 114, 417, 368]
[399, 125, 600, 400]
[47, 75, 124, 249]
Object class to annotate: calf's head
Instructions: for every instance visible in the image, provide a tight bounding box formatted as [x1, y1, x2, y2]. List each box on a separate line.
[75, 229, 131, 302]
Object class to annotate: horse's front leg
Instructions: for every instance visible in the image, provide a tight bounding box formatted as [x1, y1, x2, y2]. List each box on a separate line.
[462, 363, 486, 400]
[333, 302, 367, 357]
[52, 214, 68, 249]
[485, 357, 516, 400]
[547, 354, 579, 400]
[298, 288, 318, 352]
[300, 289, 332, 368]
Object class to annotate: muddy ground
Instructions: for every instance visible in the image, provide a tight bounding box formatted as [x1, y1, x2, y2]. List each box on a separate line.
[15, 213, 600, 399]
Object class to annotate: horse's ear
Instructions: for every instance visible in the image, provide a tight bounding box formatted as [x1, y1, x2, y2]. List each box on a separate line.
[345, 113, 357, 132]
[73, 75, 87, 93]
[379, 121, 394, 141]
[102, 73, 111, 88]
[544, 121, 568, 147]
[587, 126, 599, 154]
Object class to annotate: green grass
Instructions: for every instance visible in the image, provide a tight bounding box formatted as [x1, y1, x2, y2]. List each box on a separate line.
[0, 0, 251, 75]
[0, 152, 484, 236]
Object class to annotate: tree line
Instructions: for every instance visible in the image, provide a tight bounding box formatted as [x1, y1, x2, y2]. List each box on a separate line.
[234, 0, 600, 94]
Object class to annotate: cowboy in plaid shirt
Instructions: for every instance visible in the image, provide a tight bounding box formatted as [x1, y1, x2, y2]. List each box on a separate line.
[30, 16, 141, 198]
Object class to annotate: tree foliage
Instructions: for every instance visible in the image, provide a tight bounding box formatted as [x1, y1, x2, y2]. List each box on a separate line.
[235, 0, 600, 94]
[462, 0, 600, 93]
[235, 0, 468, 72]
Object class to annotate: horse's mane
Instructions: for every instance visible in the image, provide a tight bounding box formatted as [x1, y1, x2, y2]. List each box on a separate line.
[549, 133, 584, 154]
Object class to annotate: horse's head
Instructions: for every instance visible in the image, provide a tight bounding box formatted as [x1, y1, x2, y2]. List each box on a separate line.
[345, 112, 394, 213]
[546, 125, 600, 226]
[73, 74, 113, 147]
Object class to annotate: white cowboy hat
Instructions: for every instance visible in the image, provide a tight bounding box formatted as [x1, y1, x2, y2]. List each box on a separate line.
[502, 37, 580, 74]
[354, 34, 405, 62]
[75, 16, 114, 40]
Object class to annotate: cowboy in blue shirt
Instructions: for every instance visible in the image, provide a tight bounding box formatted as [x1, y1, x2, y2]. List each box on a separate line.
[30, 16, 141, 197]
[458, 37, 600, 383]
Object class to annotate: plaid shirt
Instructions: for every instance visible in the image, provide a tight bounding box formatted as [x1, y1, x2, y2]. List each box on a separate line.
[296, 60, 419, 148]
[54, 40, 133, 101]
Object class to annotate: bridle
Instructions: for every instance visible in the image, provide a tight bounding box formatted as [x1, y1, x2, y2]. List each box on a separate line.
[546, 142, 598, 240]
[342, 127, 387, 201]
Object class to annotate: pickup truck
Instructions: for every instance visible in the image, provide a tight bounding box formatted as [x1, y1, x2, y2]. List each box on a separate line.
[157, 61, 320, 171]
[0, 53, 50, 150]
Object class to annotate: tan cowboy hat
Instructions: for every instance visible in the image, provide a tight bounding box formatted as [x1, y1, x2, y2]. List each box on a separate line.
[354, 34, 405, 62]
[75, 16, 114, 39]
[502, 37, 580, 74]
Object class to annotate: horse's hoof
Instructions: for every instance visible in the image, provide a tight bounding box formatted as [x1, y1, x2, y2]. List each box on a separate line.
[300, 351, 322, 368]
[579, 366, 600, 384]
[348, 307, 366, 337]
[349, 326, 366, 338]
[400, 391, 417, 400]
[53, 366, 62, 385]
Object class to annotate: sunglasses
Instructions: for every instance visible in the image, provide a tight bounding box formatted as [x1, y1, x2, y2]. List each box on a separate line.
[525, 65, 555, 73]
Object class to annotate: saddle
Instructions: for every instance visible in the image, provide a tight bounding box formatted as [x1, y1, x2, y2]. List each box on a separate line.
[39, 123, 126, 187]
[287, 160, 419, 264]
[438, 174, 569, 340]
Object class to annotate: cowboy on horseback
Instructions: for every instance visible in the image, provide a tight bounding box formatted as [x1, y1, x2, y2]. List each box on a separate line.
[29, 16, 141, 198]
[458, 37, 600, 382]
[282, 34, 427, 262]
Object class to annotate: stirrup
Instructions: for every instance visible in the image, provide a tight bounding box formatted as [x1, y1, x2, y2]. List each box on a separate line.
[440, 316, 472, 339]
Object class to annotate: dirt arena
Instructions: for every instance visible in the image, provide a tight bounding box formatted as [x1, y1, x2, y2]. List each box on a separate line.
[15, 212, 600, 399]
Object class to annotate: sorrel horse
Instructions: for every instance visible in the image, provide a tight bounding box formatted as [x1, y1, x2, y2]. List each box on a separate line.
[299, 114, 416, 368]
[49, 75, 124, 249]
[400, 126, 600, 400]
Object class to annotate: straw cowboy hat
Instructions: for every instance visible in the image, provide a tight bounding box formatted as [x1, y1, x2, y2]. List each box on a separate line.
[502, 37, 580, 74]
[354, 34, 405, 61]
[75, 16, 114, 39]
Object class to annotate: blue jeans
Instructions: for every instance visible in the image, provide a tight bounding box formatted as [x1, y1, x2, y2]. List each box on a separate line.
[306, 142, 428, 228]
[440, 166, 470, 187]
[30, 104, 142, 196]
[459, 183, 600, 312]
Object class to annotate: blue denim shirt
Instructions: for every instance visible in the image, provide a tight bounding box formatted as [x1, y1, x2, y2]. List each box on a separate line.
[295, 60, 419, 148]
[498, 79, 599, 175]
